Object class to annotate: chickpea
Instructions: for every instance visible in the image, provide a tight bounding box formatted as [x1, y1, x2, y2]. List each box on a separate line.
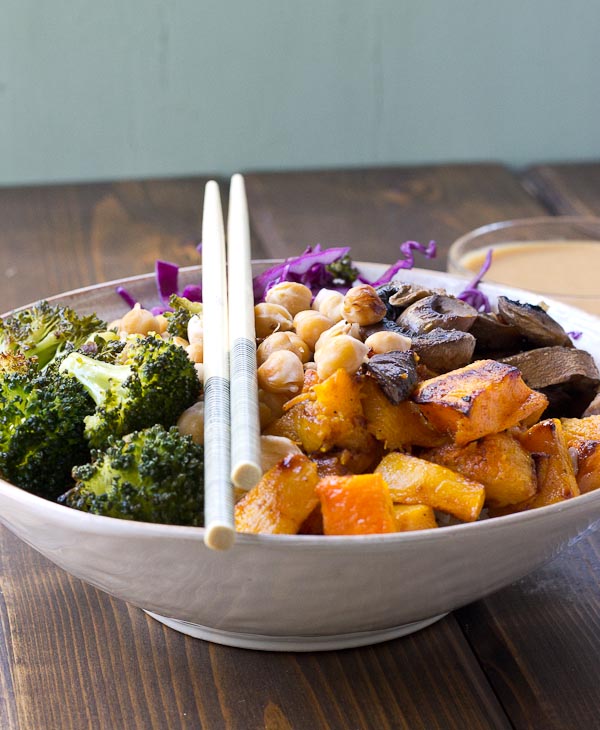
[257, 350, 305, 395]
[257, 331, 311, 365]
[314, 334, 368, 379]
[342, 284, 386, 325]
[120, 303, 162, 336]
[187, 314, 203, 345]
[259, 389, 290, 427]
[292, 310, 333, 350]
[312, 288, 345, 323]
[172, 335, 189, 349]
[153, 314, 169, 335]
[265, 282, 312, 317]
[186, 342, 204, 363]
[194, 362, 204, 382]
[314, 320, 361, 351]
[108, 318, 122, 332]
[364, 330, 411, 354]
[177, 401, 204, 444]
[260, 435, 302, 473]
[254, 303, 293, 339]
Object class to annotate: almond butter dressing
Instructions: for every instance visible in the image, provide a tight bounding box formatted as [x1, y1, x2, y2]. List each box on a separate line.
[460, 241, 600, 315]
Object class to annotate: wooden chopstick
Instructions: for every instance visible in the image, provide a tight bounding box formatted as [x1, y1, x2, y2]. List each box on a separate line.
[202, 181, 235, 551]
[227, 174, 262, 491]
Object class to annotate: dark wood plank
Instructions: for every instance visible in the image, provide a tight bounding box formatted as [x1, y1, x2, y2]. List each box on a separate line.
[245, 164, 545, 269]
[0, 176, 254, 313]
[523, 162, 600, 215]
[0, 526, 511, 730]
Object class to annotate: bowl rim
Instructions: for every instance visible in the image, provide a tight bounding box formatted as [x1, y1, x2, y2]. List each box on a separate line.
[448, 215, 600, 299]
[2, 261, 600, 549]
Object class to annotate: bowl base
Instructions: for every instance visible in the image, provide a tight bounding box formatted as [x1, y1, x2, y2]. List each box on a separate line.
[144, 611, 447, 651]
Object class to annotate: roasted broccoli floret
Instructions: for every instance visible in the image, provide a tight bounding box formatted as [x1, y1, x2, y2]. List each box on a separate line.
[0, 361, 94, 499]
[0, 300, 105, 368]
[59, 334, 201, 448]
[59, 425, 204, 525]
[164, 295, 203, 340]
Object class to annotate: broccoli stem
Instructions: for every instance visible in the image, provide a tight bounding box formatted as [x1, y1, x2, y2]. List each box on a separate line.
[59, 352, 131, 406]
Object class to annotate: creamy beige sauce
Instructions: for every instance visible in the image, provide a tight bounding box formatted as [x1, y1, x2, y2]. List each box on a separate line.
[460, 241, 600, 315]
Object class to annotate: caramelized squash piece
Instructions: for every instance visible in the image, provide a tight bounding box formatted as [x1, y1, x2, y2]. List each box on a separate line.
[413, 359, 549, 445]
[235, 453, 319, 534]
[494, 418, 580, 515]
[393, 504, 438, 531]
[421, 431, 537, 508]
[375, 452, 485, 522]
[360, 376, 446, 449]
[561, 416, 600, 494]
[316, 473, 396, 535]
[266, 368, 376, 454]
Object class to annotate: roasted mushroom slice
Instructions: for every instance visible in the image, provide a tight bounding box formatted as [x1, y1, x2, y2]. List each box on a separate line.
[397, 295, 478, 334]
[496, 297, 572, 348]
[469, 312, 522, 356]
[501, 346, 600, 418]
[411, 328, 476, 373]
[364, 350, 419, 404]
[376, 282, 441, 321]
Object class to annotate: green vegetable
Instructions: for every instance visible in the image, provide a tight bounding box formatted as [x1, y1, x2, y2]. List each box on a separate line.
[0, 360, 94, 499]
[60, 425, 204, 525]
[164, 295, 203, 340]
[0, 300, 105, 368]
[59, 334, 201, 448]
[326, 254, 359, 288]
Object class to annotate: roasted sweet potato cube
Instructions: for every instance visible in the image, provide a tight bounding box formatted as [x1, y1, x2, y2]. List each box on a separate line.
[561, 416, 600, 494]
[360, 376, 446, 449]
[421, 431, 537, 508]
[375, 451, 485, 522]
[316, 473, 396, 535]
[266, 368, 376, 454]
[412, 359, 549, 445]
[393, 504, 438, 531]
[517, 418, 580, 509]
[235, 453, 319, 534]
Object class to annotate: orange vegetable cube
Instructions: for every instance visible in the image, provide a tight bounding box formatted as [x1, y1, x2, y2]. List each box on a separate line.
[562, 416, 600, 494]
[235, 454, 319, 534]
[316, 473, 396, 535]
[393, 504, 438, 531]
[375, 451, 485, 522]
[413, 359, 548, 445]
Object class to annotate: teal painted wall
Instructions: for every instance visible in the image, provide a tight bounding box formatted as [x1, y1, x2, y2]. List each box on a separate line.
[1, 1, 599, 185]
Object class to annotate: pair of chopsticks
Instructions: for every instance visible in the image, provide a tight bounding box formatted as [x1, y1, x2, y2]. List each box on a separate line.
[202, 175, 261, 551]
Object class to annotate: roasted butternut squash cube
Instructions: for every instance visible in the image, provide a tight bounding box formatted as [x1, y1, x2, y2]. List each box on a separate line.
[393, 504, 438, 531]
[560, 416, 600, 494]
[412, 359, 549, 445]
[375, 452, 485, 522]
[235, 453, 319, 534]
[360, 376, 446, 449]
[266, 368, 376, 454]
[421, 431, 537, 508]
[516, 418, 580, 509]
[316, 473, 396, 535]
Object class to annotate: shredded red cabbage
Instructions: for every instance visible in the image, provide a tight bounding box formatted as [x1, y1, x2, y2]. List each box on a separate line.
[252, 246, 351, 302]
[116, 286, 138, 309]
[568, 330, 583, 340]
[359, 240, 437, 288]
[457, 249, 492, 312]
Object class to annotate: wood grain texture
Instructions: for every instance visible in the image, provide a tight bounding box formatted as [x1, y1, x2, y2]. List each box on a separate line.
[245, 164, 545, 269]
[0, 525, 512, 730]
[0, 177, 246, 314]
[522, 162, 600, 216]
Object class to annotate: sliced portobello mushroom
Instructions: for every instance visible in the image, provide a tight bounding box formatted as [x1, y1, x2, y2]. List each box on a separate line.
[397, 294, 478, 335]
[496, 297, 572, 348]
[364, 350, 419, 404]
[469, 312, 522, 354]
[376, 282, 442, 321]
[501, 346, 600, 418]
[411, 328, 476, 373]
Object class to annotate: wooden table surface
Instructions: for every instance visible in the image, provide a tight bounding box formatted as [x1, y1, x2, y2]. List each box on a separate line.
[1, 163, 599, 730]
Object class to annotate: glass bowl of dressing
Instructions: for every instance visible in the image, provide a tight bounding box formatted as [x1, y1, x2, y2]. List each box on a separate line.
[448, 217, 600, 316]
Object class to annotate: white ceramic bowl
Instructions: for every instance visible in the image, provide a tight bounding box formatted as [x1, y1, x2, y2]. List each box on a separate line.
[1, 263, 600, 652]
